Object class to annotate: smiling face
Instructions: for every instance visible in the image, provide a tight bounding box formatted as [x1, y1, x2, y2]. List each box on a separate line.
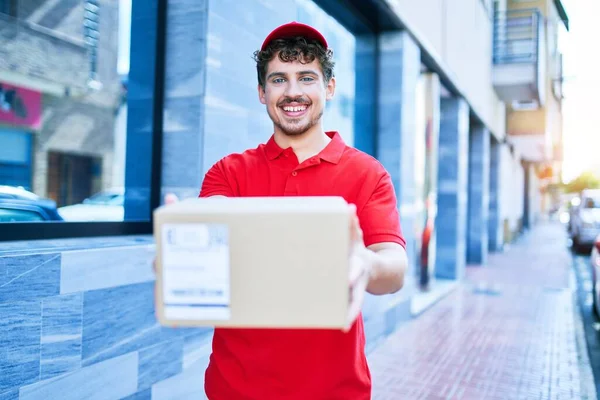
[258, 52, 335, 137]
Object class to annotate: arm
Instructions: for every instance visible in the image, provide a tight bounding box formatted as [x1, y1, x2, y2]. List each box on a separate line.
[352, 171, 408, 296]
[365, 242, 408, 295]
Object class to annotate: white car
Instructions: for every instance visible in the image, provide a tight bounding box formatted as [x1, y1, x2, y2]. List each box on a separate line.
[570, 189, 600, 252]
[591, 236, 600, 317]
[58, 189, 124, 221]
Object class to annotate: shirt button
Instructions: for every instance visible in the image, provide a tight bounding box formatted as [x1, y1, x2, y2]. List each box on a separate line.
[291, 171, 298, 177]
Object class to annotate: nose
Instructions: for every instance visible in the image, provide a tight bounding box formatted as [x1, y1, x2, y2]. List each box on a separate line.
[284, 79, 303, 99]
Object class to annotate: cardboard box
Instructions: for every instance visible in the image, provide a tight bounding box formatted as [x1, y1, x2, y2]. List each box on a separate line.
[153, 196, 356, 329]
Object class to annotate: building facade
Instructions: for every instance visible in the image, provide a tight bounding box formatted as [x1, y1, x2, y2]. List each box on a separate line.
[0, 0, 567, 398]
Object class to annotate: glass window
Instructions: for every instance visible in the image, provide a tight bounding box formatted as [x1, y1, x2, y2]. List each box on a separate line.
[0, 0, 161, 230]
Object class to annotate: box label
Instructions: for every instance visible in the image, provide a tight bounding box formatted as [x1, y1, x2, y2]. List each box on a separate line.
[161, 223, 231, 320]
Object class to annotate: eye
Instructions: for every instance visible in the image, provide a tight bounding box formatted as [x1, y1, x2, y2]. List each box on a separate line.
[272, 78, 285, 84]
[300, 76, 315, 82]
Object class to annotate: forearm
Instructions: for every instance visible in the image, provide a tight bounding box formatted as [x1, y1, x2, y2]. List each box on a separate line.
[365, 245, 408, 295]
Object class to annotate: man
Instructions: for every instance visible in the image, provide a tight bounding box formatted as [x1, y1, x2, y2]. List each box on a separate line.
[198, 22, 407, 399]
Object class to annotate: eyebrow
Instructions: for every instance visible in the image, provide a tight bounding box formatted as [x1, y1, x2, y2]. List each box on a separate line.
[266, 70, 320, 80]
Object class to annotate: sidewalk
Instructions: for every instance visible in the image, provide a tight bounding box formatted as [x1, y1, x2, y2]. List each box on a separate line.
[368, 220, 597, 400]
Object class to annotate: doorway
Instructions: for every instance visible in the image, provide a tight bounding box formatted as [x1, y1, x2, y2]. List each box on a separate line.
[47, 151, 102, 207]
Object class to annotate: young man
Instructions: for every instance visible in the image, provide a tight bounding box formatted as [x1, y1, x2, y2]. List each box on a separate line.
[199, 22, 408, 399]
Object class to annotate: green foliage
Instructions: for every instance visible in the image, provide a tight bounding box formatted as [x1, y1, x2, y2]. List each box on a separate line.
[562, 171, 600, 193]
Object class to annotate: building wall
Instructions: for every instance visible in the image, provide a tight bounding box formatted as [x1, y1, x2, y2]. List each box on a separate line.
[0, 0, 528, 397]
[0, 0, 416, 398]
[500, 146, 525, 242]
[12, 0, 124, 200]
[382, 0, 506, 139]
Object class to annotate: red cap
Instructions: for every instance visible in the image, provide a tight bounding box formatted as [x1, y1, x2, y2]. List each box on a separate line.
[260, 21, 328, 51]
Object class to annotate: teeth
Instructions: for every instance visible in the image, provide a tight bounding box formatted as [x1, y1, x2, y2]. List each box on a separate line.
[283, 106, 307, 112]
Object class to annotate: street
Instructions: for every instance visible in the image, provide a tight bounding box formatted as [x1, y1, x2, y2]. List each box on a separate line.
[573, 251, 600, 400]
[367, 220, 598, 399]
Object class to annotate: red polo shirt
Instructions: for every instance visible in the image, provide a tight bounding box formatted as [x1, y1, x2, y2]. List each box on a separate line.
[199, 131, 405, 400]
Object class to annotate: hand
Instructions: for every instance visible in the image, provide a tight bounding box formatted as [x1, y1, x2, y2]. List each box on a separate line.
[346, 204, 374, 329]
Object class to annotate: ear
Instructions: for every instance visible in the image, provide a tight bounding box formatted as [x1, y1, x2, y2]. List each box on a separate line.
[258, 84, 266, 105]
[326, 76, 336, 101]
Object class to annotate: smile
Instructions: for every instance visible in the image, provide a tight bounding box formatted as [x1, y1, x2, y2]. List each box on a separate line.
[280, 104, 309, 117]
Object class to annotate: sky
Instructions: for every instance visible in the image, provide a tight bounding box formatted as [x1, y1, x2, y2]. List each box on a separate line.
[561, 0, 600, 182]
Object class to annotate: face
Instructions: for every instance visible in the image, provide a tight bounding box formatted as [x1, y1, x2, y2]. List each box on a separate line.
[258, 53, 335, 137]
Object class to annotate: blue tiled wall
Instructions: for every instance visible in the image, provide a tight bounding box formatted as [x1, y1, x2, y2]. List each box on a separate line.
[0, 241, 213, 400]
[435, 97, 469, 280]
[0, 0, 453, 398]
[376, 31, 420, 272]
[467, 124, 490, 265]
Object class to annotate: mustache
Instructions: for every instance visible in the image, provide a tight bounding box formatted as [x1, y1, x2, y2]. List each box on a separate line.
[277, 97, 311, 106]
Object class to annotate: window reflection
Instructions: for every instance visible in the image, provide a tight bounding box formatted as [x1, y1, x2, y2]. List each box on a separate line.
[0, 0, 147, 223]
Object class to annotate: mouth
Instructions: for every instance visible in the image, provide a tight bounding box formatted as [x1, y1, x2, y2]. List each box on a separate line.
[280, 104, 309, 118]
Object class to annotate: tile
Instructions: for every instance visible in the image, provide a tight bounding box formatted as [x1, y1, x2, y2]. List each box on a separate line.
[81, 282, 160, 366]
[138, 339, 183, 390]
[0, 389, 18, 400]
[60, 245, 155, 294]
[40, 294, 83, 379]
[151, 358, 208, 400]
[164, 9, 207, 98]
[122, 389, 151, 400]
[0, 300, 41, 392]
[0, 236, 154, 257]
[182, 330, 213, 370]
[19, 352, 138, 400]
[0, 253, 60, 302]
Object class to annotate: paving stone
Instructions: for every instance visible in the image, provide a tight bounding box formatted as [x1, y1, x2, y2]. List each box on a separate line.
[368, 221, 597, 400]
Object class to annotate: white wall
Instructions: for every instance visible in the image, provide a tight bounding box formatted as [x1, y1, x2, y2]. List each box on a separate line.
[500, 145, 525, 238]
[383, 0, 506, 140]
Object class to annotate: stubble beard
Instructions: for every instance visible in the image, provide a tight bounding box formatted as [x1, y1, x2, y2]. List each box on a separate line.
[270, 108, 324, 137]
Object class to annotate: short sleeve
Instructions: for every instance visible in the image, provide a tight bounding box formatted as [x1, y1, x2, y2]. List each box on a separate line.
[358, 172, 406, 249]
[199, 160, 236, 198]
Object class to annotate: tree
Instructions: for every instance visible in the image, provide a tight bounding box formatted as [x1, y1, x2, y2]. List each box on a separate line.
[563, 171, 600, 193]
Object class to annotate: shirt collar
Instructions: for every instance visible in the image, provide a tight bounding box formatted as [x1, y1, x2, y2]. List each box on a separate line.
[264, 131, 346, 164]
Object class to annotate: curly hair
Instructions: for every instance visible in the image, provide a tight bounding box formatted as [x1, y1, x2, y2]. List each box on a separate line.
[253, 37, 335, 88]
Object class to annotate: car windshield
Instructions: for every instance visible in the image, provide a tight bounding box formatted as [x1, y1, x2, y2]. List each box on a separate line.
[583, 197, 600, 209]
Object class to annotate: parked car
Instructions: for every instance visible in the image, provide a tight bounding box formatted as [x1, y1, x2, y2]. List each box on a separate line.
[0, 185, 63, 222]
[569, 189, 600, 252]
[58, 188, 124, 221]
[590, 235, 600, 317]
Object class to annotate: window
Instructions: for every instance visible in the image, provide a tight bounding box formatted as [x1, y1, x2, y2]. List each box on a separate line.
[0, 0, 167, 240]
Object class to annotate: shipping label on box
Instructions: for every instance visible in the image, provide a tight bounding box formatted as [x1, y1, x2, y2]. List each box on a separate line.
[161, 223, 231, 321]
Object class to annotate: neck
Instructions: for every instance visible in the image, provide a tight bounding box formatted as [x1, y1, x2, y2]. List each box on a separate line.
[273, 125, 331, 163]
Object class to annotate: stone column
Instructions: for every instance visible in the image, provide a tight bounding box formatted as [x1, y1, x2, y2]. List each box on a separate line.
[376, 31, 421, 270]
[488, 137, 503, 251]
[467, 124, 490, 264]
[435, 97, 469, 280]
